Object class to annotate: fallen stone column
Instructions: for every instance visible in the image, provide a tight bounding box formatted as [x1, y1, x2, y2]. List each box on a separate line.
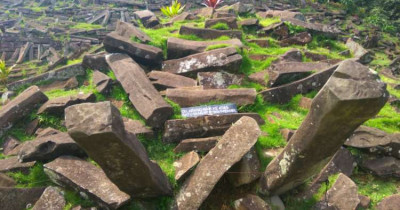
[175, 116, 261, 209]
[260, 60, 388, 195]
[106, 53, 173, 128]
[65, 101, 172, 197]
[0, 86, 48, 137]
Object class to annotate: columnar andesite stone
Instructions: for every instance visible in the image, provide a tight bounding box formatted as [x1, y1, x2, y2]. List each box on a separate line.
[167, 37, 243, 59]
[0, 86, 48, 137]
[260, 60, 388, 195]
[179, 25, 242, 40]
[175, 117, 261, 210]
[147, 71, 197, 90]
[173, 137, 220, 153]
[104, 32, 163, 66]
[227, 147, 262, 187]
[166, 88, 256, 107]
[37, 93, 96, 115]
[115, 20, 151, 43]
[32, 187, 66, 210]
[0, 187, 45, 210]
[44, 156, 130, 209]
[65, 101, 172, 197]
[106, 53, 173, 128]
[163, 113, 265, 143]
[174, 151, 200, 181]
[162, 47, 242, 76]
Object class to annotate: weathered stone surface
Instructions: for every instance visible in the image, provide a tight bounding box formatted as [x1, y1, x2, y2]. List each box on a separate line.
[148, 71, 197, 90]
[180, 25, 242, 40]
[175, 117, 261, 210]
[260, 64, 339, 104]
[93, 70, 112, 94]
[238, 19, 260, 28]
[261, 60, 388, 195]
[44, 156, 130, 209]
[170, 12, 196, 23]
[280, 32, 312, 46]
[2, 136, 21, 155]
[106, 53, 173, 128]
[123, 117, 154, 139]
[32, 186, 66, 210]
[0, 86, 48, 137]
[267, 62, 331, 87]
[304, 51, 328, 61]
[302, 148, 355, 199]
[358, 194, 371, 209]
[282, 18, 341, 38]
[0, 173, 16, 187]
[278, 49, 303, 63]
[361, 156, 400, 178]
[346, 38, 374, 64]
[166, 88, 256, 107]
[257, 10, 305, 21]
[16, 42, 33, 64]
[376, 194, 400, 210]
[18, 132, 86, 163]
[173, 137, 220, 153]
[115, 20, 151, 43]
[233, 194, 271, 210]
[205, 17, 238, 29]
[227, 147, 261, 187]
[280, 129, 295, 142]
[104, 32, 163, 66]
[63, 77, 79, 90]
[167, 37, 243, 59]
[133, 10, 159, 28]
[65, 102, 172, 197]
[37, 93, 96, 115]
[163, 113, 265, 143]
[195, 7, 214, 18]
[174, 151, 200, 181]
[82, 52, 109, 72]
[0, 187, 45, 210]
[248, 39, 269, 47]
[345, 126, 400, 158]
[260, 22, 289, 40]
[198, 71, 244, 89]
[319, 173, 360, 210]
[36, 127, 61, 138]
[0, 156, 35, 174]
[162, 47, 242, 76]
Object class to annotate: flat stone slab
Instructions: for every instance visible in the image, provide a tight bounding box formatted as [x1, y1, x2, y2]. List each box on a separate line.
[37, 93, 96, 115]
[179, 25, 242, 40]
[167, 37, 243, 59]
[0, 156, 36, 174]
[162, 47, 242, 76]
[66, 101, 172, 197]
[0, 187, 45, 210]
[261, 60, 388, 195]
[44, 156, 130, 209]
[281, 17, 341, 38]
[0, 86, 48, 137]
[166, 88, 256, 107]
[115, 20, 151, 43]
[361, 156, 400, 178]
[174, 137, 221, 153]
[345, 126, 400, 158]
[198, 71, 244, 89]
[104, 31, 163, 66]
[2, 136, 21, 155]
[260, 63, 339, 104]
[106, 53, 173, 128]
[32, 186, 66, 210]
[175, 116, 261, 209]
[123, 117, 154, 139]
[147, 71, 197, 90]
[163, 113, 265, 143]
[18, 132, 86, 163]
[174, 151, 200, 181]
[377, 195, 400, 210]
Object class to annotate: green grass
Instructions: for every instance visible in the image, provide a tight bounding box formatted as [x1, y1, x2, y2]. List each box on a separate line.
[353, 172, 399, 207]
[66, 58, 83, 66]
[8, 163, 52, 187]
[370, 52, 391, 69]
[210, 22, 230, 30]
[363, 104, 400, 134]
[259, 17, 281, 27]
[205, 44, 231, 51]
[71, 23, 103, 30]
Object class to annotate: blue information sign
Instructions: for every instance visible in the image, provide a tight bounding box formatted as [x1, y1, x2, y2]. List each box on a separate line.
[181, 103, 238, 118]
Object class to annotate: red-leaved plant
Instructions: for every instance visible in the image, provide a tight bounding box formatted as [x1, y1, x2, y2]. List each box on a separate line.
[202, 0, 223, 9]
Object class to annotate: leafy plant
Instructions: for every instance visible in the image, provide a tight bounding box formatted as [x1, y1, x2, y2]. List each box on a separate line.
[160, 0, 185, 18]
[202, 0, 223, 9]
[0, 59, 14, 85]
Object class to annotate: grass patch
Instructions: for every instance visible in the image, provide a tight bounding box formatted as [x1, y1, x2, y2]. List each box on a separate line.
[205, 44, 231, 51]
[210, 22, 230, 30]
[66, 58, 83, 66]
[259, 17, 281, 27]
[8, 163, 52, 187]
[71, 23, 103, 30]
[364, 104, 400, 134]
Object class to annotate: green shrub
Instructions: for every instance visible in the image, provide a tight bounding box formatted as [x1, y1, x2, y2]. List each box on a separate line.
[160, 0, 185, 18]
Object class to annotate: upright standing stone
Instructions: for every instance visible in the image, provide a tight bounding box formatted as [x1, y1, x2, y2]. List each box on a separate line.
[175, 117, 261, 210]
[65, 102, 172, 197]
[260, 60, 388, 195]
[106, 53, 173, 128]
[0, 86, 48, 137]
